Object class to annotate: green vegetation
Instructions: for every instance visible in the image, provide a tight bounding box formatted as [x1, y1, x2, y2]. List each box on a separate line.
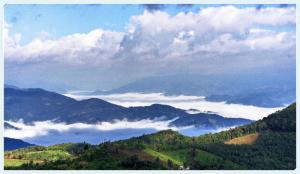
[4, 159, 41, 168]
[161, 149, 187, 164]
[4, 142, 91, 169]
[4, 103, 296, 170]
[144, 148, 182, 166]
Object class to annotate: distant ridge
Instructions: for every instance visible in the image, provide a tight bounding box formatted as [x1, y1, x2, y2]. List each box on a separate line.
[4, 137, 35, 151]
[5, 86, 252, 128]
[91, 74, 295, 108]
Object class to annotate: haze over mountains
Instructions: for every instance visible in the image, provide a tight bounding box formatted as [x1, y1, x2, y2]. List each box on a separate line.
[5, 72, 294, 146]
[91, 73, 295, 108]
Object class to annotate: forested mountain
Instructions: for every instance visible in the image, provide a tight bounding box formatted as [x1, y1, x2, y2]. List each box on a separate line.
[4, 86, 251, 127]
[4, 103, 296, 170]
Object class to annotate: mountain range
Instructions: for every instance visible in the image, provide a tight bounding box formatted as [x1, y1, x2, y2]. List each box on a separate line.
[4, 103, 296, 170]
[91, 73, 295, 107]
[4, 86, 252, 128]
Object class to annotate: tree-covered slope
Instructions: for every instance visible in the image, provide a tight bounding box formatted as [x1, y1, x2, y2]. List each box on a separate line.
[194, 103, 296, 169]
[196, 103, 296, 144]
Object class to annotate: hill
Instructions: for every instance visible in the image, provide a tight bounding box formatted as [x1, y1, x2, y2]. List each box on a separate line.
[193, 103, 296, 169]
[5, 87, 77, 122]
[4, 137, 35, 151]
[4, 103, 296, 170]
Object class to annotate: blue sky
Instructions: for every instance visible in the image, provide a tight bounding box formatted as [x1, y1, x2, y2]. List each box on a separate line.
[4, 4, 296, 91]
[5, 4, 200, 44]
[5, 4, 295, 45]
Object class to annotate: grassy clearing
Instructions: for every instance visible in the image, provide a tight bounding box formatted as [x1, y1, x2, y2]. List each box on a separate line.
[4, 159, 27, 167]
[143, 148, 182, 165]
[161, 149, 188, 163]
[24, 150, 72, 161]
[4, 159, 43, 168]
[224, 133, 259, 145]
[6, 150, 72, 161]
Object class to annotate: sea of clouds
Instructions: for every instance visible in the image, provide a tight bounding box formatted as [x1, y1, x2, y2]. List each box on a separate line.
[4, 119, 228, 146]
[4, 92, 283, 146]
[64, 92, 283, 120]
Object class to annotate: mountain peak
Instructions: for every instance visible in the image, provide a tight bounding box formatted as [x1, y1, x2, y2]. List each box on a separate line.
[78, 98, 124, 109]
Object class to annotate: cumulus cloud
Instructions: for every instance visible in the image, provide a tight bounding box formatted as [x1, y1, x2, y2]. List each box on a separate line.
[5, 6, 295, 65]
[196, 30, 295, 54]
[64, 92, 283, 120]
[4, 22, 21, 51]
[5, 28, 124, 64]
[122, 6, 295, 62]
[4, 6, 296, 91]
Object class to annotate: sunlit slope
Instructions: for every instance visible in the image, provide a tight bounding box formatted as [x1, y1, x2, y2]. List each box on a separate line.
[224, 133, 259, 145]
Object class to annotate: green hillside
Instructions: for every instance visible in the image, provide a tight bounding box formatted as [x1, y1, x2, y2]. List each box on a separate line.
[4, 103, 296, 170]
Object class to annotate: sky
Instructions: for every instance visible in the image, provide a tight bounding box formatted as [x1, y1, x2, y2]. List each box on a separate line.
[4, 4, 296, 91]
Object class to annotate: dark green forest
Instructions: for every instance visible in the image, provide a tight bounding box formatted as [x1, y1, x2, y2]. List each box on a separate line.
[4, 103, 296, 170]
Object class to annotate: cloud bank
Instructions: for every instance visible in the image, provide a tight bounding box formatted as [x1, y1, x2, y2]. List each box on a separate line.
[64, 92, 283, 120]
[4, 119, 233, 146]
[4, 119, 181, 139]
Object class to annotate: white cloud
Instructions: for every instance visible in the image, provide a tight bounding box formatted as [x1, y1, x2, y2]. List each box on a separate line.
[4, 119, 179, 139]
[4, 6, 295, 66]
[196, 31, 295, 54]
[64, 92, 283, 120]
[4, 119, 236, 145]
[122, 6, 295, 58]
[4, 22, 21, 51]
[199, 6, 295, 30]
[129, 6, 295, 36]
[5, 28, 124, 64]
[65, 92, 204, 102]
[4, 6, 296, 91]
